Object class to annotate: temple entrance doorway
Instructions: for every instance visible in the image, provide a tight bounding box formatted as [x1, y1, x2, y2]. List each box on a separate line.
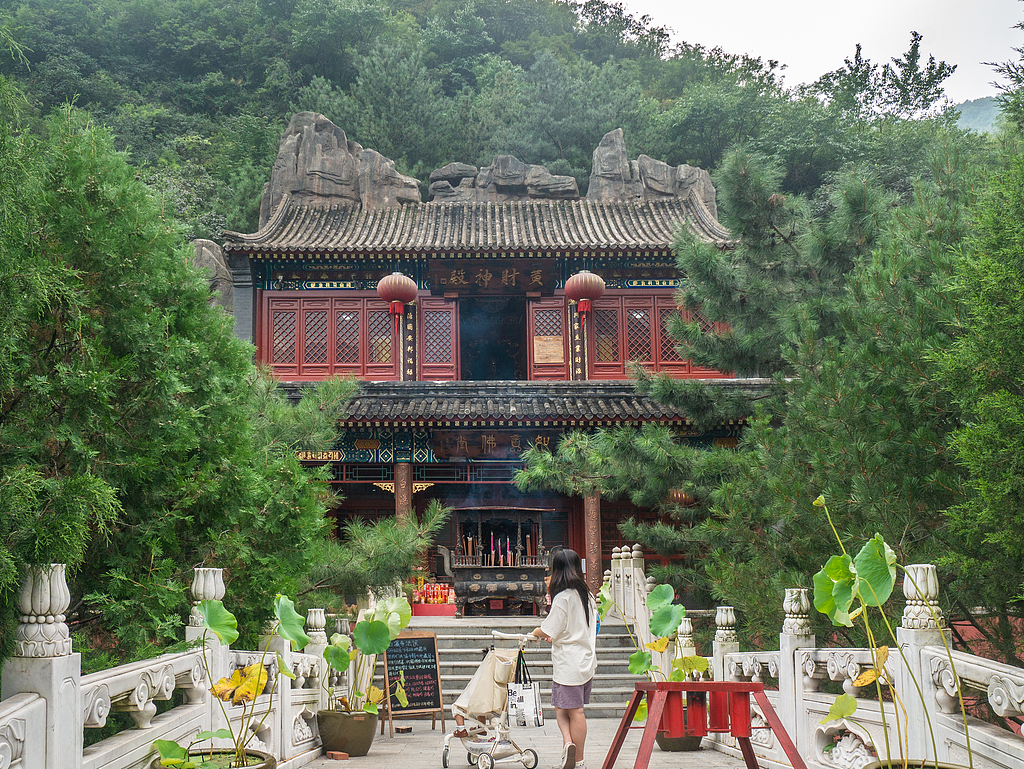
[459, 296, 526, 380]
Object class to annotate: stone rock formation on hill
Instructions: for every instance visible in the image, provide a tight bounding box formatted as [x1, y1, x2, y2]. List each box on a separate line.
[428, 155, 579, 202]
[586, 128, 718, 218]
[254, 115, 718, 225]
[258, 112, 421, 226]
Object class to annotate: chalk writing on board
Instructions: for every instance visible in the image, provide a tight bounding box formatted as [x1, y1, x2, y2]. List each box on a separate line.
[383, 632, 442, 713]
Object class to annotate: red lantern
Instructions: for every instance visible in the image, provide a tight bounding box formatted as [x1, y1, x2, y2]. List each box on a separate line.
[376, 271, 418, 334]
[564, 269, 606, 316]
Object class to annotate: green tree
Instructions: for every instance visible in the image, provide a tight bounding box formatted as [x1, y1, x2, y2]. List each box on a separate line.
[939, 150, 1024, 665]
[569, 0, 669, 64]
[661, 150, 892, 394]
[489, 52, 652, 190]
[989, 19, 1024, 132]
[809, 33, 955, 120]
[878, 31, 956, 119]
[0, 105, 357, 665]
[296, 43, 449, 176]
[691, 138, 977, 642]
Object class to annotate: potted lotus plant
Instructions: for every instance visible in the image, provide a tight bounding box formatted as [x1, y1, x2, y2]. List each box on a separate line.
[812, 495, 972, 769]
[152, 594, 311, 768]
[317, 595, 412, 757]
[598, 581, 708, 750]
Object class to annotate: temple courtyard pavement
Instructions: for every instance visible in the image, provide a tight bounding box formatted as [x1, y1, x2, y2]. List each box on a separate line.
[303, 717, 748, 769]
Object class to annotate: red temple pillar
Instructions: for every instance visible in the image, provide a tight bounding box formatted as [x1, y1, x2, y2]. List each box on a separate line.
[395, 462, 412, 521]
[583, 491, 602, 594]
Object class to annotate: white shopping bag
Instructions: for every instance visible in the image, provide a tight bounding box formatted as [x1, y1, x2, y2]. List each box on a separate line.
[507, 650, 545, 727]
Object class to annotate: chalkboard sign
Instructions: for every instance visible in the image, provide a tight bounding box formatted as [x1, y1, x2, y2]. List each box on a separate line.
[382, 631, 445, 736]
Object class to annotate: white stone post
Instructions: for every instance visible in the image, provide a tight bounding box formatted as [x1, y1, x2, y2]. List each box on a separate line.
[610, 547, 624, 619]
[186, 567, 229, 741]
[632, 546, 649, 635]
[619, 547, 635, 623]
[0, 564, 83, 769]
[675, 616, 696, 659]
[896, 563, 948, 763]
[305, 608, 329, 712]
[262, 617, 291, 760]
[712, 606, 739, 683]
[779, 588, 815, 758]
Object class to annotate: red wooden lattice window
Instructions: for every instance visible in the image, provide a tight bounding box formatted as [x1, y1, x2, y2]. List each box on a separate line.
[528, 297, 569, 380]
[418, 297, 458, 380]
[262, 293, 399, 380]
[589, 294, 729, 379]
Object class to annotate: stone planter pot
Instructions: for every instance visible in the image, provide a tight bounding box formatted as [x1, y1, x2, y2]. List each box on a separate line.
[317, 709, 379, 757]
[150, 748, 275, 769]
[655, 732, 703, 751]
[645, 683, 703, 750]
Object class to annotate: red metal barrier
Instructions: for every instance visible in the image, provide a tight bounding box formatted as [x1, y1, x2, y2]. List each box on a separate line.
[600, 681, 808, 769]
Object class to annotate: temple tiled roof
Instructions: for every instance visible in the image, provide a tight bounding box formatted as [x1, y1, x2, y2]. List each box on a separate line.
[301, 380, 769, 426]
[223, 196, 732, 256]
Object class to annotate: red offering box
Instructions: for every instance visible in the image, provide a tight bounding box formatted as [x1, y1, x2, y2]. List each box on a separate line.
[412, 603, 457, 616]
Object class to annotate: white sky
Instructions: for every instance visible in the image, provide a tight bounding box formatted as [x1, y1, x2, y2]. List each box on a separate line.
[621, 0, 1024, 103]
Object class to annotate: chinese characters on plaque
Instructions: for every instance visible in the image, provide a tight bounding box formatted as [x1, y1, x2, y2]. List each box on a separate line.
[433, 431, 558, 460]
[429, 260, 554, 295]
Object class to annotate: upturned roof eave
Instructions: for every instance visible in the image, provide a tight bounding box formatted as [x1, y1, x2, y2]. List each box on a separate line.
[221, 197, 731, 255]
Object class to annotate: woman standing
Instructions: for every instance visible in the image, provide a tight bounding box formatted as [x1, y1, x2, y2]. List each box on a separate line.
[532, 549, 597, 769]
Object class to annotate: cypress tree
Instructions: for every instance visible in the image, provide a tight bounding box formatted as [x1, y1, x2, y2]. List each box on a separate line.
[939, 149, 1024, 665]
[0, 106, 356, 665]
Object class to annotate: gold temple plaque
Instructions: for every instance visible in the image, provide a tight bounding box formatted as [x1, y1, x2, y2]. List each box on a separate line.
[534, 336, 564, 364]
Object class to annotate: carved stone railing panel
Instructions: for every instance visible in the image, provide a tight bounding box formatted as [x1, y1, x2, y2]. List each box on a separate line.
[0, 717, 25, 769]
[723, 652, 779, 683]
[81, 651, 205, 729]
[290, 652, 322, 689]
[817, 722, 876, 769]
[799, 648, 878, 697]
[749, 710, 775, 748]
[924, 646, 1024, 717]
[292, 706, 318, 746]
[176, 654, 207, 705]
[230, 651, 277, 689]
[798, 651, 827, 692]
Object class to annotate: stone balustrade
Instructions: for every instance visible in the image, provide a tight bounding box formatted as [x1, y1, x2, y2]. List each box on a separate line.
[80, 650, 207, 730]
[724, 650, 780, 683]
[1, 564, 330, 769]
[604, 546, 1024, 769]
[5, 554, 1024, 769]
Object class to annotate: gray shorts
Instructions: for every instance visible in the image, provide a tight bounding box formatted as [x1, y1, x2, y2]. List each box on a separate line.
[551, 679, 593, 710]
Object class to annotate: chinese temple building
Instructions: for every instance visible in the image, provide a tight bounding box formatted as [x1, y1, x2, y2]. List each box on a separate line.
[215, 112, 759, 614]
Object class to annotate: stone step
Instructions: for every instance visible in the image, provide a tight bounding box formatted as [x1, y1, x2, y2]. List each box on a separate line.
[433, 636, 635, 651]
[379, 614, 643, 720]
[406, 617, 632, 633]
[436, 663, 635, 678]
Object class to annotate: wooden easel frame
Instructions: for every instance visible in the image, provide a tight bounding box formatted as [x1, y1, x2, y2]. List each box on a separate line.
[382, 630, 446, 737]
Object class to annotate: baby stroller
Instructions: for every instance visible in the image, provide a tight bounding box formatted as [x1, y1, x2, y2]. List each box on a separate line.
[442, 631, 540, 769]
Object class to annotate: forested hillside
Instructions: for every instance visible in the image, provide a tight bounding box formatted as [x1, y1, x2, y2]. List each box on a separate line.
[0, 0, 979, 240]
[4, 0, 1024, 669]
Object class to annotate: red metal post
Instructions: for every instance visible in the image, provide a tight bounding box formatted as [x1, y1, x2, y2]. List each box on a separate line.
[708, 690, 730, 732]
[729, 691, 751, 738]
[686, 691, 708, 737]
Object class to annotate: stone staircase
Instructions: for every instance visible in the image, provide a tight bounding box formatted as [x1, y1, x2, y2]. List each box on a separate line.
[376, 615, 642, 720]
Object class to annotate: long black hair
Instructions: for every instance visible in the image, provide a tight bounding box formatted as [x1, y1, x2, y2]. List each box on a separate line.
[547, 548, 591, 626]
